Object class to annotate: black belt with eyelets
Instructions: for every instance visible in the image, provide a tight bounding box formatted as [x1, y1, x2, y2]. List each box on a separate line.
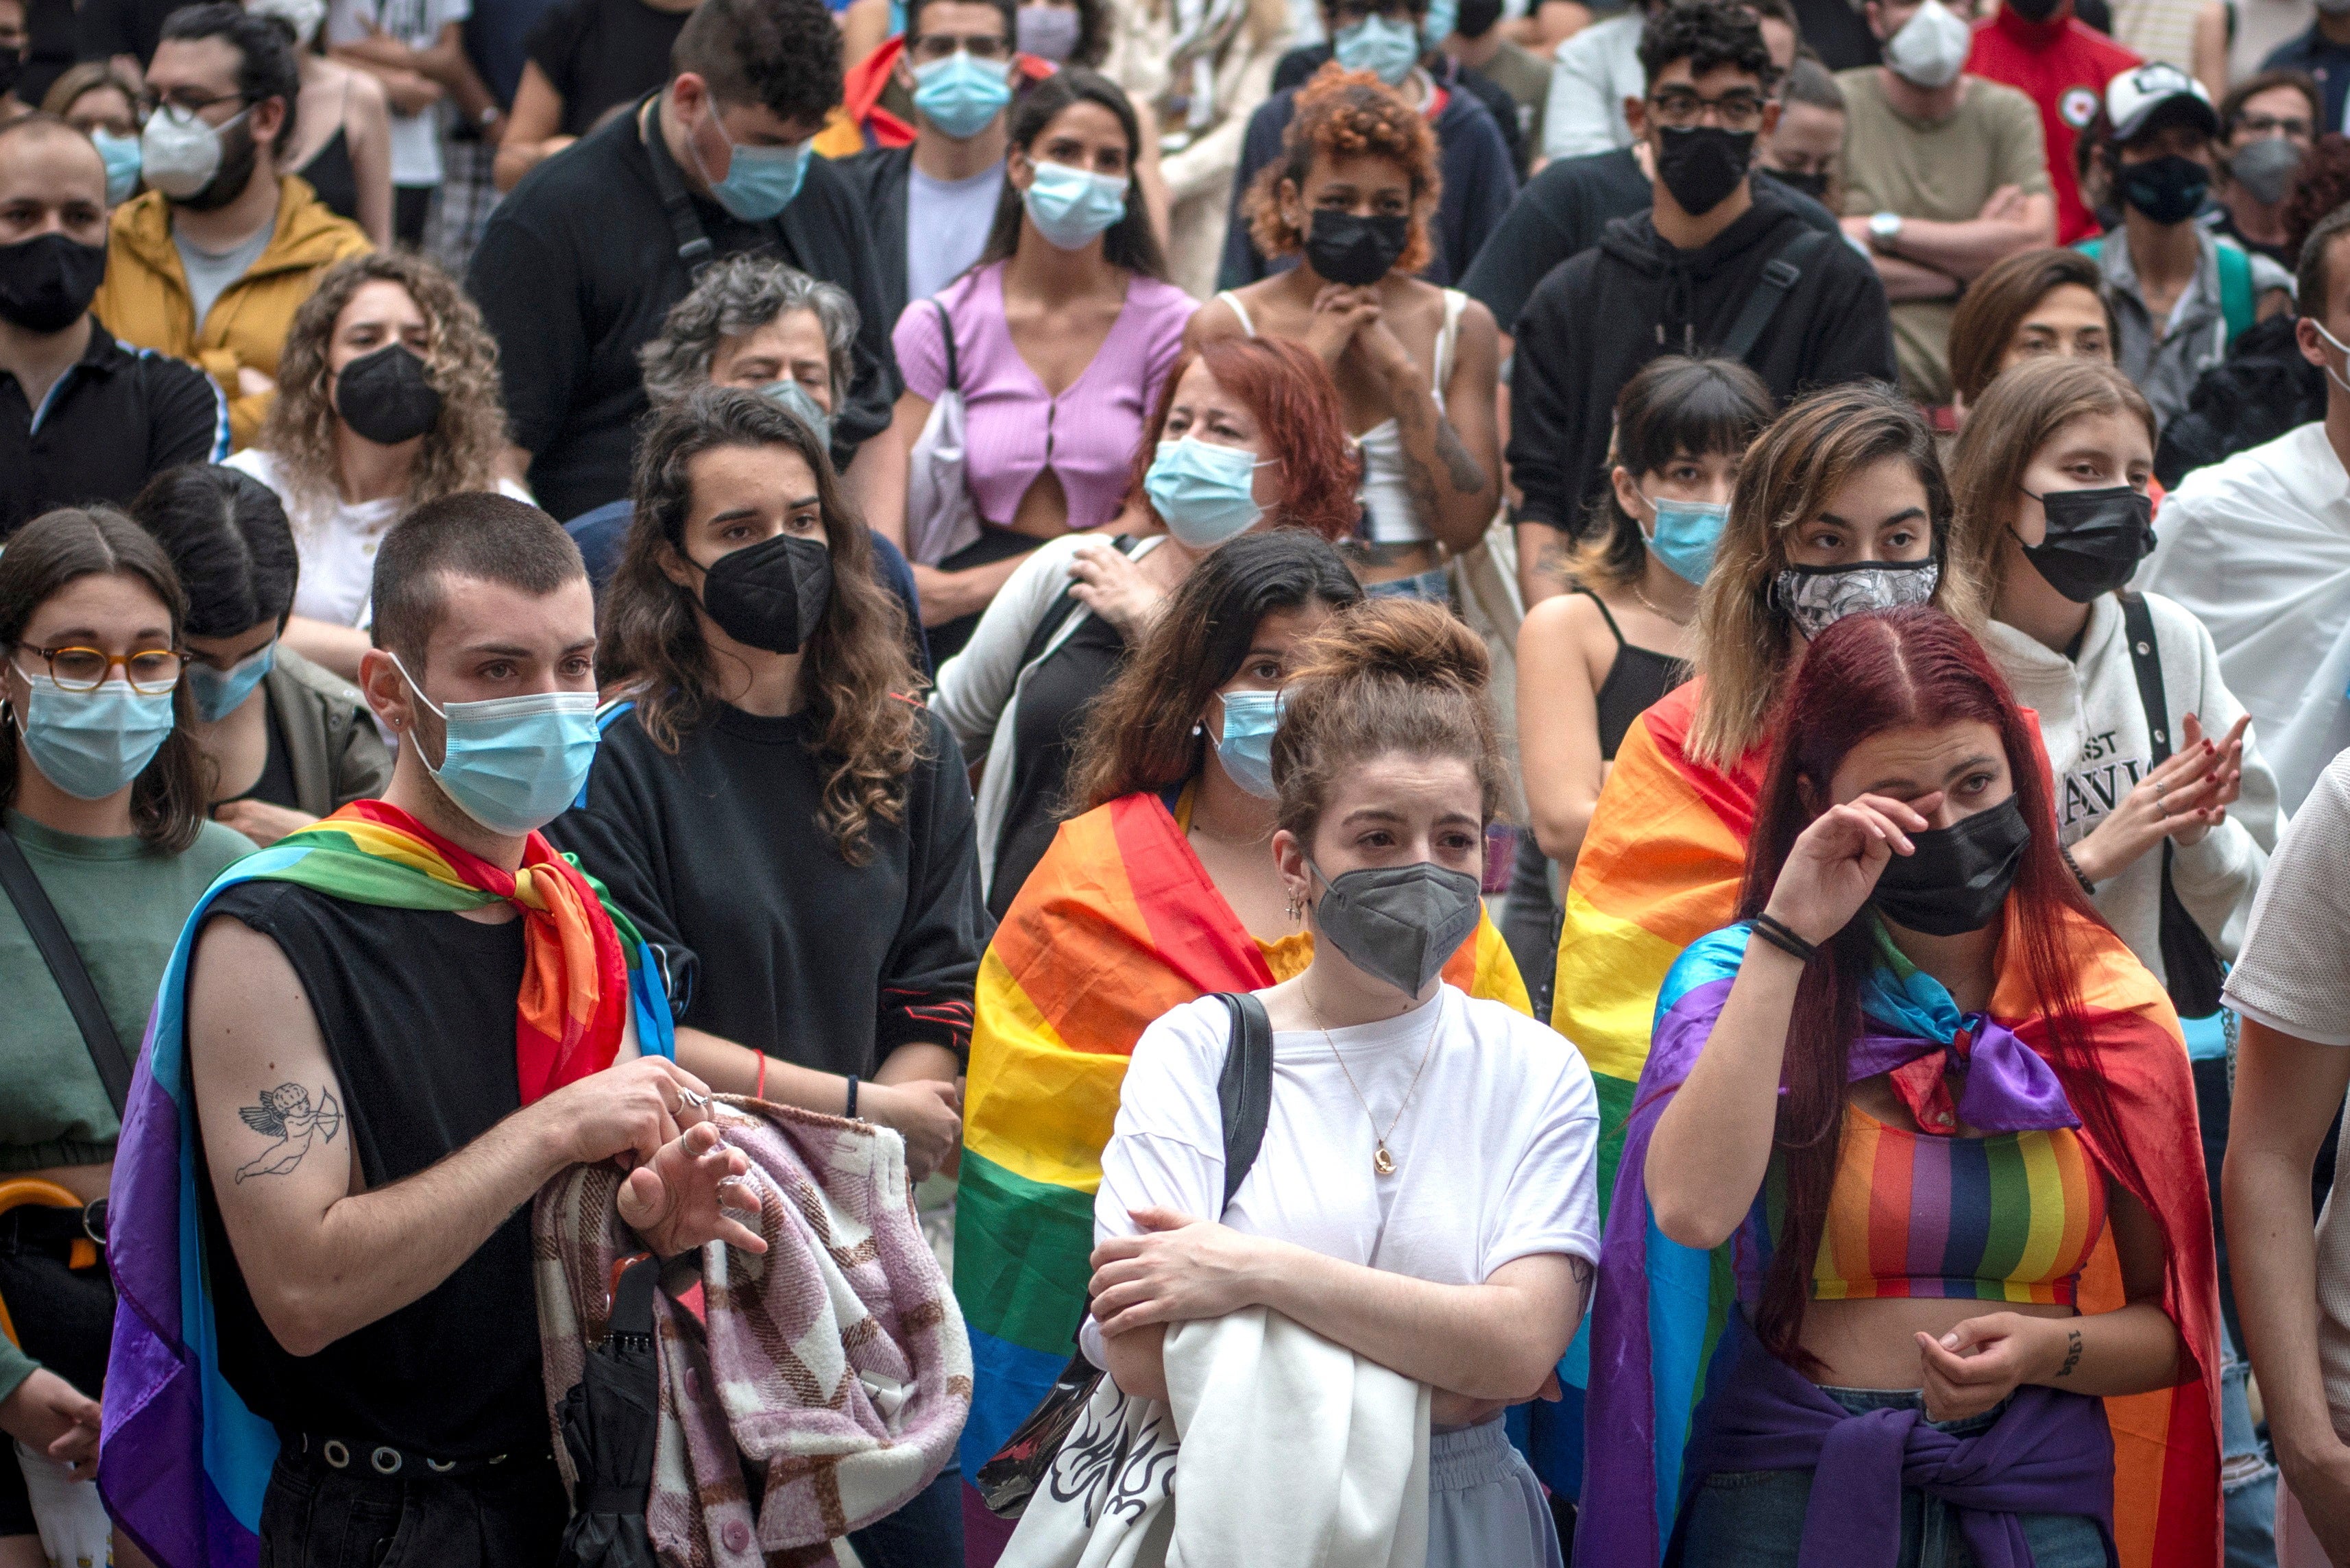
[284, 1430, 549, 1480]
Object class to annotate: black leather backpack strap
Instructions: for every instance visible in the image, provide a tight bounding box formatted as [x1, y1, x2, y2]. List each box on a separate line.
[1211, 992, 1274, 1211]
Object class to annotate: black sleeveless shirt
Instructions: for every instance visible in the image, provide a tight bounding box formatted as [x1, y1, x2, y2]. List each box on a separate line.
[196, 881, 548, 1457]
[293, 126, 360, 229]
[1577, 588, 1689, 759]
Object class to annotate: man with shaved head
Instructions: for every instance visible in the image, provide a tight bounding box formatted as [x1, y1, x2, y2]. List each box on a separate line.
[0, 114, 226, 537]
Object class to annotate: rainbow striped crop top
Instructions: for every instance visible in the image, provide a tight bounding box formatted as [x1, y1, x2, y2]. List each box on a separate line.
[1810, 1103, 2108, 1306]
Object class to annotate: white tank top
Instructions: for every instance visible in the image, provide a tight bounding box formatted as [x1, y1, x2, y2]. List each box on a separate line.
[1215, 286, 1467, 546]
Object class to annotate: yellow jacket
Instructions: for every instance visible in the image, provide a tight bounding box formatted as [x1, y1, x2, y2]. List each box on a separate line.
[94, 177, 372, 450]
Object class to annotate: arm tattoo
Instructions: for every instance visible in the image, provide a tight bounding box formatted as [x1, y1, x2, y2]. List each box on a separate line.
[2055, 1327, 2084, 1378]
[234, 1082, 344, 1183]
[1434, 419, 1488, 496]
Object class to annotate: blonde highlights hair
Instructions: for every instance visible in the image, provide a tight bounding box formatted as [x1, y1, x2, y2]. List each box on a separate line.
[259, 252, 508, 524]
[1946, 356, 2155, 606]
[1688, 383, 1980, 766]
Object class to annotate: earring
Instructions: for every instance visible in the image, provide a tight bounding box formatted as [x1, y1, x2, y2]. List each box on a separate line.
[1285, 892, 1304, 923]
[1192, 722, 1204, 737]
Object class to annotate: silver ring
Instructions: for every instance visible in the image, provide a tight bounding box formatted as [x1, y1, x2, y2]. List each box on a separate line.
[677, 1088, 708, 1111]
[2155, 781, 2168, 807]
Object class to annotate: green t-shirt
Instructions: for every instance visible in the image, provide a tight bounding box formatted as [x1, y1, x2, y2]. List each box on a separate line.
[0, 810, 252, 1171]
[1835, 70, 2054, 404]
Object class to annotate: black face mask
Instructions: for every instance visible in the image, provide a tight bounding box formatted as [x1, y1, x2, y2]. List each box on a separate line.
[2004, 0, 2063, 20]
[174, 118, 261, 213]
[1772, 167, 1831, 200]
[335, 343, 444, 445]
[0, 233, 108, 334]
[2015, 485, 2155, 602]
[1305, 210, 1409, 286]
[2119, 154, 2211, 225]
[1870, 795, 2033, 938]
[699, 530, 833, 654]
[1656, 125, 1755, 217]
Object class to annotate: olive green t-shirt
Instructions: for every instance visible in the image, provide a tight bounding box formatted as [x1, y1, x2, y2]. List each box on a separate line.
[1835, 69, 2054, 404]
[0, 810, 253, 1171]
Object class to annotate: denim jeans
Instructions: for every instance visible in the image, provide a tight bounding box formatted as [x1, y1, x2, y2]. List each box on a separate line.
[2218, 1317, 2281, 1568]
[1674, 1387, 2109, 1567]
[1361, 566, 1453, 603]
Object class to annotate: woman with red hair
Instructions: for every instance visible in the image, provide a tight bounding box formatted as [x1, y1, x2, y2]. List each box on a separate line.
[934, 332, 1363, 918]
[1584, 604, 2222, 1568]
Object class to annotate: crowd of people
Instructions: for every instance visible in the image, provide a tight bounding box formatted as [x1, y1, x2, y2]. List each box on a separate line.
[15, 0, 2350, 1558]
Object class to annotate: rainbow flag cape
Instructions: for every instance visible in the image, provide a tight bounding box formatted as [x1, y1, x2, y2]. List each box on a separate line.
[1581, 914, 2221, 1568]
[954, 789, 1527, 1521]
[101, 800, 677, 1568]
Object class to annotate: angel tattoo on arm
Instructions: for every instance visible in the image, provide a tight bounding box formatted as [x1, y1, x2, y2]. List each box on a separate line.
[235, 1083, 345, 1183]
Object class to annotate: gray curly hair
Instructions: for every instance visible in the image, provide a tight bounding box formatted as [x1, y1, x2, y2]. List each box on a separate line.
[638, 256, 860, 410]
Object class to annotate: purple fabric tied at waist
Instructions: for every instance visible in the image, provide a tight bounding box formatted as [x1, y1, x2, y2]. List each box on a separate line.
[1677, 1314, 2117, 1568]
[1845, 1012, 2081, 1136]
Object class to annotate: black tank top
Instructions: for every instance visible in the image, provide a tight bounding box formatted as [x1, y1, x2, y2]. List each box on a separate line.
[195, 881, 548, 1457]
[1577, 588, 1691, 759]
[294, 125, 360, 228]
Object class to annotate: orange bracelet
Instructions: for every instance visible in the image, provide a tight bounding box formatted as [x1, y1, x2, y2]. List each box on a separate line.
[749, 1043, 767, 1101]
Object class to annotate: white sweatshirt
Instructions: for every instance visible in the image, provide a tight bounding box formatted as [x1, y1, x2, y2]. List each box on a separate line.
[1983, 591, 2281, 984]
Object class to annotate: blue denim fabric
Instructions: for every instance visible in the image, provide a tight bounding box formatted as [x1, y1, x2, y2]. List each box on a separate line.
[2218, 1318, 2280, 1568]
[845, 1466, 962, 1568]
[1361, 566, 1454, 603]
[1674, 1388, 2109, 1568]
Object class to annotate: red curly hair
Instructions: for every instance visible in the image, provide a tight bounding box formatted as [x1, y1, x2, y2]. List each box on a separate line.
[1244, 64, 1441, 277]
[1128, 336, 1364, 541]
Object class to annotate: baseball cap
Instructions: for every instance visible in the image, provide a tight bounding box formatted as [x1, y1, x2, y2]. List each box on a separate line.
[2105, 62, 2220, 141]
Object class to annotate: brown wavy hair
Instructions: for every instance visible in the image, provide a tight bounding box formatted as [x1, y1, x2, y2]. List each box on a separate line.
[599, 387, 924, 864]
[258, 252, 508, 522]
[1946, 356, 2154, 605]
[1689, 383, 1981, 768]
[1272, 597, 1505, 848]
[1245, 64, 1440, 277]
[1126, 336, 1363, 541]
[0, 508, 206, 853]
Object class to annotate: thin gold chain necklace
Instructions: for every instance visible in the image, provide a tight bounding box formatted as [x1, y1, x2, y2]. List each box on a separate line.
[1305, 978, 1439, 1177]
[1630, 580, 1691, 626]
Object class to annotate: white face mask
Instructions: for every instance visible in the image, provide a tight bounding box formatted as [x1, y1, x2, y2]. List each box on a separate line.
[1882, 0, 1972, 90]
[2312, 318, 2350, 398]
[139, 102, 248, 199]
[247, 0, 327, 45]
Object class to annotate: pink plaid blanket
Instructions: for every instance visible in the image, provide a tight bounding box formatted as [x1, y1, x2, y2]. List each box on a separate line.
[536, 1094, 973, 1565]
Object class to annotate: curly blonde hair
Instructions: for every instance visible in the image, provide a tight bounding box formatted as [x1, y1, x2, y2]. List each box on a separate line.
[258, 252, 507, 524]
[1245, 64, 1440, 277]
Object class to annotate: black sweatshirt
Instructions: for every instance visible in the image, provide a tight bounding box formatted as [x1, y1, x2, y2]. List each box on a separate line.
[1506, 184, 1897, 537]
[546, 702, 987, 1074]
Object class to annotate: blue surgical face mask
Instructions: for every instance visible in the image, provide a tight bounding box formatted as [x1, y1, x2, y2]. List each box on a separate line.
[1638, 493, 1728, 586]
[912, 50, 1014, 140]
[8, 672, 178, 800]
[1023, 159, 1129, 249]
[391, 654, 601, 836]
[758, 377, 833, 453]
[695, 106, 810, 221]
[91, 129, 142, 206]
[186, 639, 275, 723]
[1333, 12, 1422, 85]
[1421, 0, 1457, 45]
[1214, 687, 1283, 798]
[1146, 437, 1275, 548]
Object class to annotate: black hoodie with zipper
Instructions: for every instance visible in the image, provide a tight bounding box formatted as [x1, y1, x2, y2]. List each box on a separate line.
[1507, 182, 1896, 537]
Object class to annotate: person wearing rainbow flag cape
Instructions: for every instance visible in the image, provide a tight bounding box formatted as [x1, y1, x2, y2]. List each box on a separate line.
[101, 493, 768, 1568]
[1584, 604, 2220, 1566]
[953, 532, 1536, 1558]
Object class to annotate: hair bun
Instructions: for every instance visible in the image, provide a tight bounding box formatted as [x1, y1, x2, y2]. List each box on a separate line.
[1297, 597, 1489, 693]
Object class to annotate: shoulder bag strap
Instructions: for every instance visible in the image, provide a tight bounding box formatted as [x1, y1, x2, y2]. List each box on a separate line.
[0, 829, 132, 1116]
[2118, 591, 2172, 765]
[932, 297, 960, 395]
[1715, 227, 1828, 365]
[1213, 992, 1274, 1210]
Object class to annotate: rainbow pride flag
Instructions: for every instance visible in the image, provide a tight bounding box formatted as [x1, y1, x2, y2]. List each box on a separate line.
[100, 802, 676, 1568]
[954, 788, 1527, 1530]
[1581, 913, 2220, 1568]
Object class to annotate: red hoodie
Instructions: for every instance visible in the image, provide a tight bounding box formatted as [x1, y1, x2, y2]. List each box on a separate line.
[1967, 4, 2142, 244]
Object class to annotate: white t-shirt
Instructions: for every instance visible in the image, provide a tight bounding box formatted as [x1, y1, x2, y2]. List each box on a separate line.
[1085, 986, 1601, 1364]
[904, 161, 1004, 306]
[327, 0, 470, 187]
[226, 447, 532, 628]
[2224, 750, 2350, 1425]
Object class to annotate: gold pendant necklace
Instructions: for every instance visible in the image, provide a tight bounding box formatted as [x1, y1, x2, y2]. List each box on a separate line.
[1306, 979, 1438, 1177]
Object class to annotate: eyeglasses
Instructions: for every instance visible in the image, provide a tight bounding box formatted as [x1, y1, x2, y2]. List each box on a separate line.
[13, 644, 186, 695]
[136, 88, 251, 121]
[1649, 87, 1769, 133]
[2237, 112, 2314, 138]
[906, 32, 1011, 61]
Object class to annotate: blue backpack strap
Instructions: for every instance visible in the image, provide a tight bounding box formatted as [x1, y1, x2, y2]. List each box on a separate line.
[2215, 238, 2255, 347]
[569, 698, 638, 812]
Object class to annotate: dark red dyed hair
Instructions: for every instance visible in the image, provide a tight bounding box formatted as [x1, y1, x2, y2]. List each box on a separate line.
[1734, 605, 2146, 1370]
[1128, 335, 1364, 542]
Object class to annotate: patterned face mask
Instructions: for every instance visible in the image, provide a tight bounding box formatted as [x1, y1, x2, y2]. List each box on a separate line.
[1770, 559, 1939, 640]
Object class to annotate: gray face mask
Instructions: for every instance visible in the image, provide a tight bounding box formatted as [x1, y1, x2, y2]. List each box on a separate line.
[2229, 136, 2303, 206]
[1771, 559, 1939, 640]
[1307, 857, 1483, 997]
[758, 377, 834, 454]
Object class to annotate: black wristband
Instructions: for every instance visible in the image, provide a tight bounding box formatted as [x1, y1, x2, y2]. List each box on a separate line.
[845, 1074, 860, 1120]
[1749, 911, 1819, 964]
[2059, 844, 2096, 896]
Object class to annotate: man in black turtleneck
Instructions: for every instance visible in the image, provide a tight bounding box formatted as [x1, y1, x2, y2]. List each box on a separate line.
[1505, 0, 1891, 607]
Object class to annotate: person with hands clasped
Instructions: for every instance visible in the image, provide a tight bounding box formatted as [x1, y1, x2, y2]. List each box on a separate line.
[101, 491, 764, 1568]
[1078, 597, 1592, 1565]
[1580, 603, 2223, 1567]
[1193, 64, 1502, 600]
